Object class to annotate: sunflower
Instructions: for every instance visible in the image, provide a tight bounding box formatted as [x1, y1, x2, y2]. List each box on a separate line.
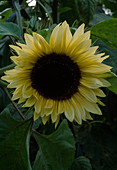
[2, 21, 111, 127]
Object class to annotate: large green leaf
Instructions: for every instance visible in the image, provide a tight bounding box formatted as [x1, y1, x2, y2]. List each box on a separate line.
[0, 108, 32, 170]
[70, 156, 92, 170]
[106, 73, 117, 95]
[89, 13, 112, 26]
[0, 37, 11, 68]
[59, 0, 80, 25]
[78, 0, 97, 24]
[90, 19, 117, 50]
[0, 8, 12, 22]
[0, 88, 9, 112]
[0, 22, 21, 39]
[76, 123, 117, 170]
[32, 120, 75, 170]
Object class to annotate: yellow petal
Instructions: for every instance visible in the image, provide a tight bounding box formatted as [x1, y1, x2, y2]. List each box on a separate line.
[18, 96, 26, 104]
[23, 96, 36, 107]
[75, 93, 102, 115]
[22, 80, 33, 98]
[9, 45, 21, 55]
[70, 40, 91, 57]
[85, 111, 93, 120]
[35, 96, 43, 113]
[64, 100, 74, 122]
[67, 31, 90, 56]
[45, 99, 54, 108]
[81, 63, 112, 74]
[42, 115, 50, 125]
[80, 77, 103, 89]
[97, 98, 105, 106]
[99, 78, 111, 87]
[33, 33, 51, 54]
[78, 85, 97, 103]
[10, 56, 21, 65]
[55, 115, 60, 128]
[51, 103, 58, 123]
[93, 89, 106, 97]
[58, 100, 65, 113]
[50, 21, 72, 53]
[34, 111, 41, 121]
[24, 33, 35, 50]
[72, 23, 85, 42]
[72, 95, 86, 121]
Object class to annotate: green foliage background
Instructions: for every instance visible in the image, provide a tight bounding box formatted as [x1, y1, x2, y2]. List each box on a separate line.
[0, 0, 117, 169]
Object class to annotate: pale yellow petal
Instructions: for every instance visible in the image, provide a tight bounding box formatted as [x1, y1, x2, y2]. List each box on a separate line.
[18, 96, 26, 104]
[85, 111, 93, 120]
[58, 100, 65, 113]
[75, 93, 102, 115]
[33, 33, 51, 54]
[42, 115, 50, 125]
[24, 33, 34, 50]
[34, 111, 41, 121]
[35, 96, 43, 113]
[80, 77, 103, 89]
[64, 100, 74, 122]
[72, 23, 85, 42]
[99, 78, 111, 87]
[9, 45, 21, 55]
[50, 21, 72, 53]
[45, 99, 54, 108]
[70, 40, 91, 57]
[55, 115, 60, 128]
[72, 95, 86, 121]
[22, 80, 33, 98]
[10, 56, 21, 65]
[93, 89, 106, 97]
[66, 31, 90, 56]
[23, 96, 36, 107]
[81, 63, 112, 74]
[97, 98, 105, 106]
[78, 85, 97, 103]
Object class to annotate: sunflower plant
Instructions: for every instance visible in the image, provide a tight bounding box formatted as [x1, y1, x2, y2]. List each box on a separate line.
[0, 0, 117, 170]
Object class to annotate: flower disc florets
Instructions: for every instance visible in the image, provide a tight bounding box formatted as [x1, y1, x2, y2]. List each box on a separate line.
[31, 52, 81, 101]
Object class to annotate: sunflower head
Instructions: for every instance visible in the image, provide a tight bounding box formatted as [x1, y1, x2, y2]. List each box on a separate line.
[2, 21, 112, 127]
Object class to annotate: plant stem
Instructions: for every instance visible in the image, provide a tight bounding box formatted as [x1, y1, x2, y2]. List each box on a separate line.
[38, 0, 53, 25]
[13, 1, 23, 37]
[3, 87, 25, 120]
[0, 63, 15, 76]
[51, 0, 58, 23]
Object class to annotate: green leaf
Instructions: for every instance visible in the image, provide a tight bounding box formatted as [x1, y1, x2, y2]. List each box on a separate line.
[89, 13, 112, 26]
[0, 8, 12, 22]
[0, 37, 11, 68]
[0, 22, 21, 39]
[0, 63, 15, 76]
[90, 18, 117, 50]
[76, 123, 117, 170]
[0, 1, 8, 6]
[0, 88, 9, 112]
[106, 72, 117, 94]
[0, 108, 32, 170]
[59, 0, 80, 25]
[58, 7, 72, 14]
[70, 156, 92, 170]
[33, 120, 75, 170]
[78, 0, 97, 24]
